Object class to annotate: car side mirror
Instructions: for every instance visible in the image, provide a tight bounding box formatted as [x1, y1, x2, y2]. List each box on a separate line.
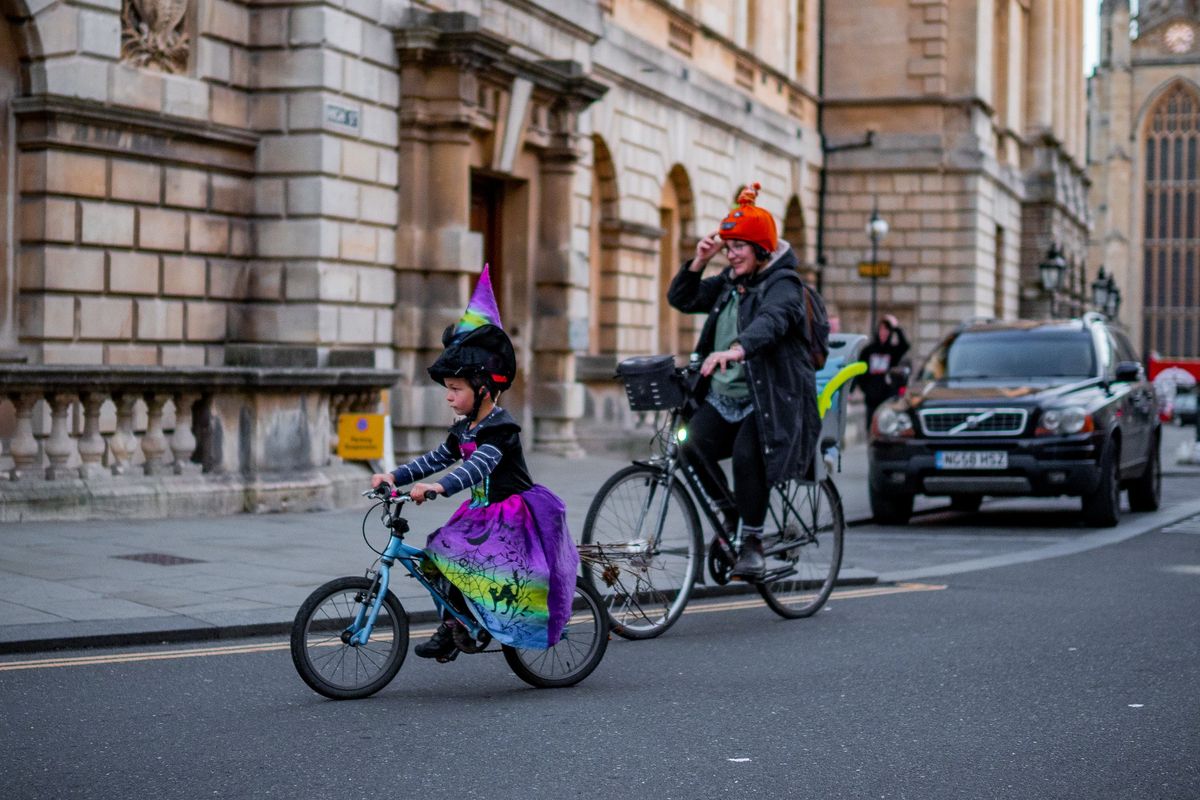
[1114, 361, 1142, 383]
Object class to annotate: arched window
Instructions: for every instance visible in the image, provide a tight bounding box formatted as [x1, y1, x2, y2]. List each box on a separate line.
[1142, 84, 1199, 357]
[782, 195, 807, 268]
[0, 19, 19, 349]
[659, 165, 695, 358]
[588, 136, 619, 356]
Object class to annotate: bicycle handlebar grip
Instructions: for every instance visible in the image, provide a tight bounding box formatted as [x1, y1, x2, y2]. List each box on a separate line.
[423, 490, 438, 501]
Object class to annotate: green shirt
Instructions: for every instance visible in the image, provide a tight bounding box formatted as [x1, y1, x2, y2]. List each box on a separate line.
[710, 290, 749, 399]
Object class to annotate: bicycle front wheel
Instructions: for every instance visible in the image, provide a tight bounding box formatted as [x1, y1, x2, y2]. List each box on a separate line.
[503, 577, 609, 688]
[757, 477, 844, 619]
[580, 464, 703, 639]
[290, 576, 409, 700]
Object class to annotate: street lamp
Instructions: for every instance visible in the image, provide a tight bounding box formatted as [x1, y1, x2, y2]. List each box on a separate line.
[1105, 281, 1121, 319]
[1090, 267, 1121, 319]
[866, 206, 889, 332]
[1038, 243, 1066, 318]
[1091, 266, 1112, 311]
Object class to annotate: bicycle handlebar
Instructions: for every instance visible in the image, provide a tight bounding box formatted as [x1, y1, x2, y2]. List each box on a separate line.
[674, 359, 867, 420]
[360, 487, 439, 503]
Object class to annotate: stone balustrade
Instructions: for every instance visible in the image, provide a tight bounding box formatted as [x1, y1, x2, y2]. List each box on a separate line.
[0, 366, 402, 521]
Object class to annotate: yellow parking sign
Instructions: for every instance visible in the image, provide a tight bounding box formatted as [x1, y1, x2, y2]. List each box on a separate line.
[337, 414, 385, 460]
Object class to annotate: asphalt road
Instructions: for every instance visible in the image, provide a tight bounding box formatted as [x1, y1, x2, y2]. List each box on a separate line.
[3, 495, 1198, 800]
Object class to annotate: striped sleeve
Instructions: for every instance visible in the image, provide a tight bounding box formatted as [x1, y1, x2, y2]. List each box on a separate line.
[436, 443, 503, 496]
[390, 442, 456, 485]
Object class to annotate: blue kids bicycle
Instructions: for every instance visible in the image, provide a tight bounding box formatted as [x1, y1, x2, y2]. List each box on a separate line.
[290, 487, 609, 699]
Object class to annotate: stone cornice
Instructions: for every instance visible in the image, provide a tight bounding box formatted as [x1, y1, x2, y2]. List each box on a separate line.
[600, 219, 666, 240]
[397, 13, 608, 107]
[12, 95, 258, 174]
[0, 366, 403, 392]
[502, 0, 603, 44]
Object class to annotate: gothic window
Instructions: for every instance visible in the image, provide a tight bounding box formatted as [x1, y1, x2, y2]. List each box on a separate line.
[795, 0, 806, 83]
[1141, 84, 1200, 357]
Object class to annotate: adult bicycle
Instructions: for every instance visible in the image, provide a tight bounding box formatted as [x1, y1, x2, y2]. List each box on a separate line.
[291, 488, 609, 699]
[579, 341, 867, 639]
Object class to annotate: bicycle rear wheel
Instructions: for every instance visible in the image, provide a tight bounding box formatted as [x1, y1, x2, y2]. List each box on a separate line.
[757, 477, 844, 619]
[580, 464, 702, 639]
[503, 578, 609, 688]
[291, 576, 409, 700]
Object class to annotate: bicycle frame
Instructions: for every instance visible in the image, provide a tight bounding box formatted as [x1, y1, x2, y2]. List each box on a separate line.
[627, 382, 840, 589]
[640, 405, 819, 547]
[343, 496, 486, 647]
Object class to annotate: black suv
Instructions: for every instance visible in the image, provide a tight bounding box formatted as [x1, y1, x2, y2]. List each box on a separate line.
[868, 314, 1161, 527]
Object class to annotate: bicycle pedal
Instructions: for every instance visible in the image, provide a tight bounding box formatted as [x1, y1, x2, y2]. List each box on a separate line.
[435, 649, 460, 664]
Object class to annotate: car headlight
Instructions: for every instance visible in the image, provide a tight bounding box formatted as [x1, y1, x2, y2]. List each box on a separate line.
[1038, 406, 1092, 435]
[874, 406, 914, 438]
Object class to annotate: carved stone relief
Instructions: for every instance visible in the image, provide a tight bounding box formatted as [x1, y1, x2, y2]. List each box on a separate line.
[120, 0, 190, 74]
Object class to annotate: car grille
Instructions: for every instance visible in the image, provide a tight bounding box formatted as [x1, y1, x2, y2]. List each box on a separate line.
[917, 407, 1028, 437]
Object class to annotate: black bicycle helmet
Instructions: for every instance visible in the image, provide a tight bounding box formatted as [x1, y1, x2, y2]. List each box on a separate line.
[427, 323, 516, 398]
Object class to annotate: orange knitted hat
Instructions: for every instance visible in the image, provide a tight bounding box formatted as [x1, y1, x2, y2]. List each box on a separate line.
[718, 182, 777, 253]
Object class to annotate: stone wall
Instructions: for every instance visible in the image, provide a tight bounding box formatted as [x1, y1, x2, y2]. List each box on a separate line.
[821, 0, 1091, 361]
[244, 0, 402, 368]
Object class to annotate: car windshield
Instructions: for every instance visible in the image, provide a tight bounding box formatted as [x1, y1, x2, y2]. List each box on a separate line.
[921, 330, 1097, 380]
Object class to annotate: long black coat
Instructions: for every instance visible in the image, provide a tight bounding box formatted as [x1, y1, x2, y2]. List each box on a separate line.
[667, 241, 820, 484]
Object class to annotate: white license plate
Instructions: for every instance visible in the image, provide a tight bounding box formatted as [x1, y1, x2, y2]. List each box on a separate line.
[935, 451, 1008, 470]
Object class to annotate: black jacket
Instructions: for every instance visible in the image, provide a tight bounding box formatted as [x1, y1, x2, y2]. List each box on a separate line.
[667, 241, 820, 483]
[855, 328, 910, 406]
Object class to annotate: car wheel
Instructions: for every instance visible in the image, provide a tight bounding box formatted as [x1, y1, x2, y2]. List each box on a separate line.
[870, 485, 913, 525]
[1081, 442, 1120, 528]
[1127, 438, 1161, 512]
[949, 494, 983, 513]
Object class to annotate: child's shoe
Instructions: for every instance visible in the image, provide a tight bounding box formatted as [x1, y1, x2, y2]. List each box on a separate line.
[414, 621, 459, 659]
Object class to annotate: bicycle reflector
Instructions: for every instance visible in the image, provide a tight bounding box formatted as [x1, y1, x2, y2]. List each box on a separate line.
[676, 427, 688, 443]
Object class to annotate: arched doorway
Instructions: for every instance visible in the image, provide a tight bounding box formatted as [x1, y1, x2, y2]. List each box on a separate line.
[782, 195, 807, 270]
[658, 165, 695, 358]
[1141, 82, 1200, 357]
[0, 17, 20, 351]
[588, 135, 619, 356]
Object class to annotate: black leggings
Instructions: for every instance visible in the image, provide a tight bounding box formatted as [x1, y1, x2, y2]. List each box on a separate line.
[681, 401, 768, 528]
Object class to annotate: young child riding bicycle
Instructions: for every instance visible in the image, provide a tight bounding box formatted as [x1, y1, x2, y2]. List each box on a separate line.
[370, 266, 579, 660]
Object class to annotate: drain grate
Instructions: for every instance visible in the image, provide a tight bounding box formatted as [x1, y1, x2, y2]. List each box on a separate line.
[1161, 514, 1200, 535]
[112, 552, 206, 566]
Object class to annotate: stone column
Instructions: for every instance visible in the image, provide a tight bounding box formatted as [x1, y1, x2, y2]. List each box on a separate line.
[8, 393, 40, 480]
[141, 392, 171, 475]
[43, 393, 76, 480]
[393, 20, 504, 455]
[532, 146, 586, 456]
[1026, 0, 1054, 134]
[109, 392, 139, 475]
[77, 392, 108, 479]
[170, 392, 199, 474]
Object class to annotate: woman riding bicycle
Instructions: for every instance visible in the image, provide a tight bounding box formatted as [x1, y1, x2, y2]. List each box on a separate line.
[667, 182, 821, 581]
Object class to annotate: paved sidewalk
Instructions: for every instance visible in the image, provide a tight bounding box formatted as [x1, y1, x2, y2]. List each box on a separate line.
[0, 439, 878, 653]
[2, 427, 1198, 655]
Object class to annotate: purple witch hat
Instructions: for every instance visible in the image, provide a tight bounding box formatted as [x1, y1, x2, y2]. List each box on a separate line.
[452, 263, 503, 336]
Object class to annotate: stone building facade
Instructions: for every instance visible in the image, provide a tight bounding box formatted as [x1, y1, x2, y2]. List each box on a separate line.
[0, 0, 1090, 497]
[819, 0, 1091, 356]
[1088, 0, 1200, 358]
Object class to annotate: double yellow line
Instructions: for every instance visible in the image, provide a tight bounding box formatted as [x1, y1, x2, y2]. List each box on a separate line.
[0, 582, 945, 673]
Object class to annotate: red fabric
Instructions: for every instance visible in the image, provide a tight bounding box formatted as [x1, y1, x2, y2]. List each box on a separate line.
[1148, 355, 1200, 382]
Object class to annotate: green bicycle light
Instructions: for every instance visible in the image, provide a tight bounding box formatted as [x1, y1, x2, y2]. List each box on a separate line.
[676, 427, 688, 443]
